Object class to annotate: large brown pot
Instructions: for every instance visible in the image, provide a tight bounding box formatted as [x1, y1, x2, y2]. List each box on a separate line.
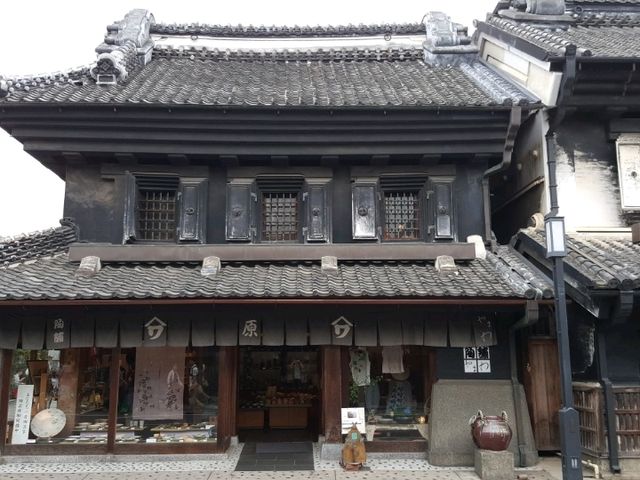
[469, 410, 513, 451]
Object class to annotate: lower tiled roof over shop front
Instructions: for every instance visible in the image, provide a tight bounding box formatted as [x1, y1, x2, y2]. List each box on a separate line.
[0, 225, 552, 301]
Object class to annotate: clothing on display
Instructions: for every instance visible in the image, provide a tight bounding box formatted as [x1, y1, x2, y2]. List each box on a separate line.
[381, 346, 404, 374]
[349, 349, 371, 386]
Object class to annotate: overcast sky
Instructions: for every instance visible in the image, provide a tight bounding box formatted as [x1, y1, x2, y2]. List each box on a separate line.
[0, 0, 497, 237]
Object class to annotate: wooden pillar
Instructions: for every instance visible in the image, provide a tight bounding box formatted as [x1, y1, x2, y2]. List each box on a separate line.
[0, 350, 12, 454]
[217, 346, 238, 450]
[57, 349, 81, 438]
[106, 348, 121, 452]
[341, 346, 350, 408]
[322, 345, 342, 443]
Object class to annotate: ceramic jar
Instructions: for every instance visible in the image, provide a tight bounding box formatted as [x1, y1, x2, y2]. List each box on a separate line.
[469, 410, 513, 451]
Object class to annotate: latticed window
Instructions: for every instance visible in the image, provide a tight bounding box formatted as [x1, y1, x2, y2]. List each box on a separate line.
[261, 192, 299, 242]
[383, 191, 421, 240]
[138, 188, 177, 241]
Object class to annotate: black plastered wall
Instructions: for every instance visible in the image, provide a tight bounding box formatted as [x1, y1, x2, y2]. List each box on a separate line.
[436, 325, 511, 380]
[455, 163, 486, 241]
[63, 164, 118, 243]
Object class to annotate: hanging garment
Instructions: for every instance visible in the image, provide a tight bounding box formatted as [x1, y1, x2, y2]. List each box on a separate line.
[382, 346, 404, 374]
[386, 380, 414, 415]
[349, 348, 371, 386]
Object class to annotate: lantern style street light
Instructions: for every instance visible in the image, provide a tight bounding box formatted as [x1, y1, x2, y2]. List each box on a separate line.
[545, 214, 583, 480]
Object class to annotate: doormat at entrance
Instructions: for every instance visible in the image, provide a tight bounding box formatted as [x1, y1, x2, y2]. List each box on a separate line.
[255, 442, 313, 454]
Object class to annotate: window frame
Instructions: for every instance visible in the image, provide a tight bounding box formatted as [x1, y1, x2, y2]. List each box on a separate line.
[380, 186, 425, 242]
[122, 172, 208, 245]
[257, 189, 303, 244]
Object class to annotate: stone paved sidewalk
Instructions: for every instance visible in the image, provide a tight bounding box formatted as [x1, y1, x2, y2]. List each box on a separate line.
[0, 443, 558, 480]
[0, 471, 555, 480]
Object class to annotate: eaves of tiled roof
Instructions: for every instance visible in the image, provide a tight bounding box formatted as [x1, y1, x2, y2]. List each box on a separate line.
[482, 5, 640, 60]
[516, 228, 640, 290]
[0, 52, 538, 108]
[150, 22, 425, 38]
[0, 227, 552, 302]
[0, 221, 78, 267]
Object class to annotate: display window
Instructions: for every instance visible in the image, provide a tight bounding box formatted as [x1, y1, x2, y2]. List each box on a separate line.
[117, 347, 218, 445]
[348, 346, 431, 442]
[5, 348, 112, 446]
[3, 346, 219, 450]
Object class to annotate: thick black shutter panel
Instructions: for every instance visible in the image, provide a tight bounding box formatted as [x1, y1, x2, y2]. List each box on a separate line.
[352, 182, 378, 240]
[122, 171, 139, 243]
[178, 178, 208, 243]
[226, 182, 253, 241]
[306, 181, 330, 242]
[432, 180, 454, 240]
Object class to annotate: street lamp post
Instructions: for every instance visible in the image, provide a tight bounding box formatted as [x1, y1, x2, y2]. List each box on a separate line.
[545, 214, 583, 480]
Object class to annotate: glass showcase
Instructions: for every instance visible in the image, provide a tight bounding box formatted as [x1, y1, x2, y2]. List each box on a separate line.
[5, 347, 218, 447]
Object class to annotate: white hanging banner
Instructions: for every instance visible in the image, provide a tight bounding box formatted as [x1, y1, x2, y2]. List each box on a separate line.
[11, 384, 34, 444]
[133, 347, 185, 420]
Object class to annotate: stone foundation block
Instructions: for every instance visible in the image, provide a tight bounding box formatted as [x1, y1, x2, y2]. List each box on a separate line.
[474, 449, 514, 480]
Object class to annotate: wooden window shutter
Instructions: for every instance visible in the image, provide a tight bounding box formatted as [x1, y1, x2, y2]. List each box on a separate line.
[305, 180, 330, 243]
[352, 180, 378, 240]
[432, 178, 455, 240]
[226, 181, 254, 241]
[178, 178, 208, 243]
[122, 171, 139, 243]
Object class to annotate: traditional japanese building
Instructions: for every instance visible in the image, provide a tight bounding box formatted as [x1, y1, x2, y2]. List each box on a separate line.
[0, 9, 548, 466]
[475, 0, 640, 473]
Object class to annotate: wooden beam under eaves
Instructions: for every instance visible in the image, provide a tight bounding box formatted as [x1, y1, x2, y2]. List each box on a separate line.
[320, 155, 340, 167]
[271, 155, 290, 167]
[371, 155, 390, 166]
[114, 153, 137, 166]
[420, 154, 440, 165]
[219, 155, 239, 167]
[61, 152, 85, 165]
[168, 154, 188, 166]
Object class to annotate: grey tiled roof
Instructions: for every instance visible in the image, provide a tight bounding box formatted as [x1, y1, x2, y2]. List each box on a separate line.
[0, 255, 544, 301]
[517, 229, 640, 290]
[0, 223, 77, 267]
[150, 22, 425, 37]
[483, 6, 640, 59]
[0, 227, 550, 301]
[1, 54, 536, 108]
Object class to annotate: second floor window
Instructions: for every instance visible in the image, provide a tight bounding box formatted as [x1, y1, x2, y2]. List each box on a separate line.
[352, 175, 455, 242]
[226, 175, 331, 244]
[123, 172, 208, 244]
[262, 191, 299, 242]
[383, 190, 421, 241]
[138, 186, 178, 242]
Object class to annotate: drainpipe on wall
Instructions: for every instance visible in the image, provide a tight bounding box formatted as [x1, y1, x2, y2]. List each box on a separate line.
[509, 301, 540, 467]
[597, 332, 622, 473]
[483, 106, 522, 251]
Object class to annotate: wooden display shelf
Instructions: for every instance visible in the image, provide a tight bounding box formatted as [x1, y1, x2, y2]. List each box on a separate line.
[238, 409, 265, 429]
[269, 406, 308, 429]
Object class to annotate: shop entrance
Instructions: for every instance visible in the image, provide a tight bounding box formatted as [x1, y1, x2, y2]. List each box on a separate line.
[237, 347, 320, 443]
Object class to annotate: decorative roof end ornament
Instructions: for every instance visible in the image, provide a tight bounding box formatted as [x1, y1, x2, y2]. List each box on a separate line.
[201, 256, 221, 277]
[0, 79, 9, 99]
[522, 0, 566, 16]
[435, 255, 458, 274]
[501, 0, 572, 24]
[423, 12, 478, 67]
[467, 235, 487, 260]
[76, 256, 101, 277]
[321, 255, 339, 274]
[91, 9, 155, 86]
